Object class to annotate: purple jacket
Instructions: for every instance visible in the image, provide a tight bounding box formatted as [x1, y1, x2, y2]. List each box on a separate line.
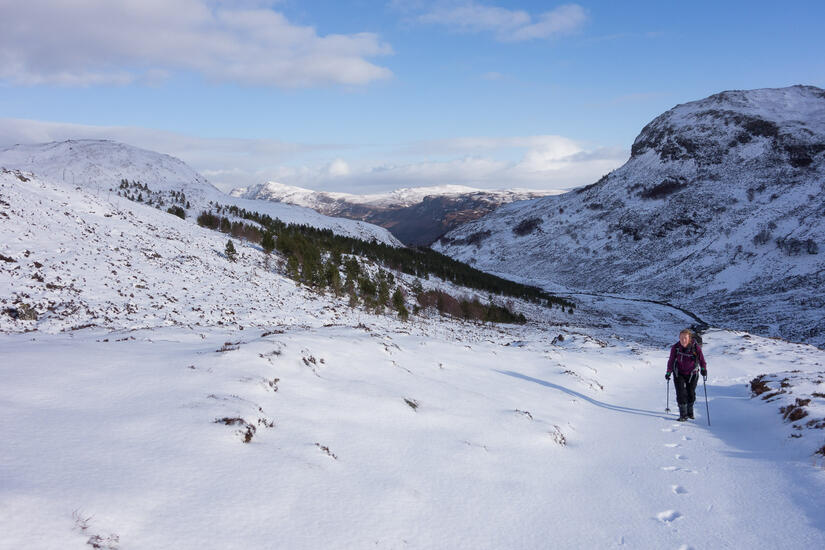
[667, 342, 707, 376]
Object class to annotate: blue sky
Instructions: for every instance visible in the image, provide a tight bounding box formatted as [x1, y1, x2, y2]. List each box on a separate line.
[1, 0, 823, 193]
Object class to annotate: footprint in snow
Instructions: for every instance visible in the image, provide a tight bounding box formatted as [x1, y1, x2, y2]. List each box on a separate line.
[656, 510, 682, 523]
[682, 436, 692, 441]
[675, 454, 688, 460]
[661, 428, 676, 432]
[664, 443, 679, 448]
[672, 485, 688, 495]
[661, 466, 697, 474]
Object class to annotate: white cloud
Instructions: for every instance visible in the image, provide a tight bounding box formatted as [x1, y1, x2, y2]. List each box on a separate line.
[414, 2, 588, 42]
[325, 159, 351, 177]
[505, 4, 589, 42]
[279, 136, 627, 193]
[0, 0, 392, 87]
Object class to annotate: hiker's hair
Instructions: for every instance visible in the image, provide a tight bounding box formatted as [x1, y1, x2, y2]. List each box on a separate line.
[680, 329, 692, 337]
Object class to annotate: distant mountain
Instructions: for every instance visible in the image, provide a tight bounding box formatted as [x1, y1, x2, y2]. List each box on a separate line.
[232, 181, 559, 246]
[0, 140, 401, 246]
[434, 85, 825, 347]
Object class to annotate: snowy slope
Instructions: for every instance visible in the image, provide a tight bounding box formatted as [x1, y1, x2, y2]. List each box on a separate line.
[435, 85, 825, 347]
[0, 140, 402, 246]
[2, 165, 825, 548]
[2, 320, 825, 548]
[0, 168, 346, 333]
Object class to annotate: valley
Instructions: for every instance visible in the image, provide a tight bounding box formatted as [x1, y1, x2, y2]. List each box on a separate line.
[2, 147, 825, 549]
[2, 87, 825, 549]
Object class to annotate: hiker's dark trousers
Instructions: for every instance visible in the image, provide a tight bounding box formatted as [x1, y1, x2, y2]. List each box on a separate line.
[673, 372, 699, 405]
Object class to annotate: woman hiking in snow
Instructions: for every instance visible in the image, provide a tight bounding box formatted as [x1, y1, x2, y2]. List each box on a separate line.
[666, 329, 707, 421]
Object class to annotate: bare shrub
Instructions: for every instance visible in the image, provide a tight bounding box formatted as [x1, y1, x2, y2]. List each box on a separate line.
[750, 375, 771, 396]
[513, 217, 542, 236]
[87, 534, 120, 549]
[214, 417, 256, 443]
[639, 178, 684, 199]
[216, 341, 240, 352]
[781, 399, 811, 422]
[315, 443, 338, 459]
[514, 409, 533, 420]
[550, 425, 567, 446]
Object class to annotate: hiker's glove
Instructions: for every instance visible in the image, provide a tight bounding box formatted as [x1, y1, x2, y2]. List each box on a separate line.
[701, 369, 707, 377]
[665, 372, 671, 381]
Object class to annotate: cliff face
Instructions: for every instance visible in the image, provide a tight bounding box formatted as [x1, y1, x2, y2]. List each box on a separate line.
[434, 86, 825, 346]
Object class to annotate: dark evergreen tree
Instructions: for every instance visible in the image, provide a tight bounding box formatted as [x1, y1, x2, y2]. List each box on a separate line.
[392, 288, 409, 321]
[286, 256, 300, 280]
[324, 261, 342, 296]
[167, 205, 186, 219]
[261, 231, 276, 255]
[225, 240, 237, 262]
[377, 272, 391, 310]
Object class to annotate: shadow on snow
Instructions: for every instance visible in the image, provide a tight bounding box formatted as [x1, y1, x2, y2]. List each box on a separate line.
[496, 369, 671, 420]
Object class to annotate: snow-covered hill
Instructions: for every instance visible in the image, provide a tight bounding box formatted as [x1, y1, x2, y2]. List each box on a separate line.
[2, 160, 825, 548]
[435, 85, 825, 348]
[232, 181, 555, 209]
[233, 180, 559, 245]
[0, 140, 402, 246]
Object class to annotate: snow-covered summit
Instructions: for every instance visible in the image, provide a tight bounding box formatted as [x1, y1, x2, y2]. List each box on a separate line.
[630, 84, 825, 165]
[435, 85, 825, 347]
[232, 181, 547, 209]
[0, 139, 218, 195]
[0, 140, 402, 246]
[233, 180, 559, 245]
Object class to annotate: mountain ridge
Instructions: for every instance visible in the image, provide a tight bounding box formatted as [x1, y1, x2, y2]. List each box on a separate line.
[434, 85, 825, 347]
[233, 180, 561, 246]
[0, 139, 402, 247]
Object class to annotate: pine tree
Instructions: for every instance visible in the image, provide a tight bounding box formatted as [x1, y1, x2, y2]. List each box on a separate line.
[261, 231, 276, 256]
[377, 273, 390, 310]
[286, 255, 300, 280]
[392, 288, 409, 321]
[225, 239, 237, 262]
[324, 261, 342, 296]
[411, 278, 424, 297]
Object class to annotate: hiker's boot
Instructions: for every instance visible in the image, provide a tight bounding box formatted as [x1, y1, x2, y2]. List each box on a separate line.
[688, 403, 695, 420]
[677, 405, 688, 422]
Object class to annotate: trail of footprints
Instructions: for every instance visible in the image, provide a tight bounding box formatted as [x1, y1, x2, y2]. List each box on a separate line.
[656, 422, 698, 550]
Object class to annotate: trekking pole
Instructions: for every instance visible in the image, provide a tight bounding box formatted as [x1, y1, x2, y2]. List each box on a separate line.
[665, 377, 671, 413]
[703, 376, 711, 426]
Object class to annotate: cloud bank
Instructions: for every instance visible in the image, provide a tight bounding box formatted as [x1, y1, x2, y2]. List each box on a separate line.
[0, 0, 392, 87]
[0, 118, 627, 194]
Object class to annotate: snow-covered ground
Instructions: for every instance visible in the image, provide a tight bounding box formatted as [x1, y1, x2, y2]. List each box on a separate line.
[2, 163, 825, 549]
[2, 322, 824, 549]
